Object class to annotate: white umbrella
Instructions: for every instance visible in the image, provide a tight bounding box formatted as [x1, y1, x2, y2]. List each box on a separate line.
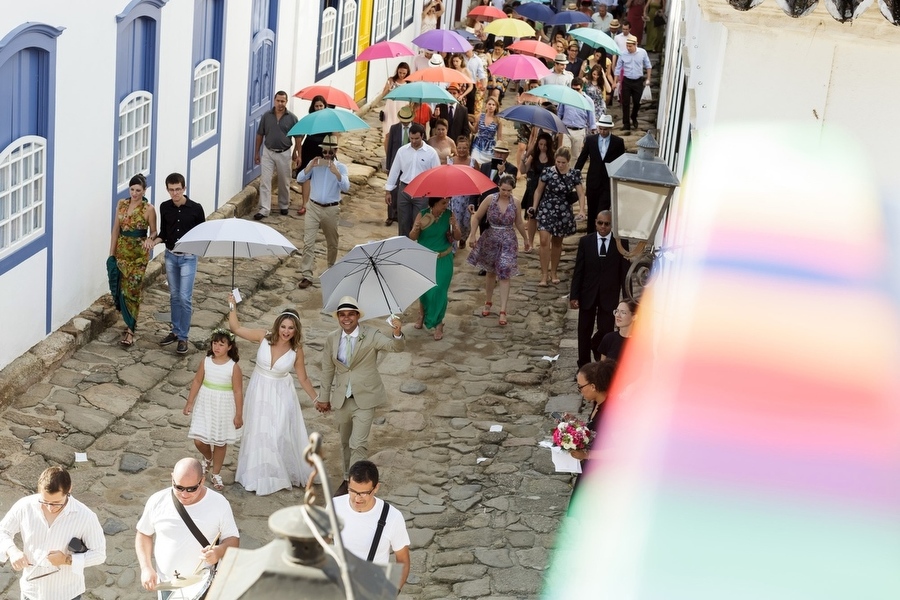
[320, 236, 437, 319]
[173, 218, 297, 288]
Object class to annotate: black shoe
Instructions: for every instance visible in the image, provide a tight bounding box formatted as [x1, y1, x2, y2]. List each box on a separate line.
[478, 269, 487, 276]
[159, 332, 177, 346]
[280, 209, 289, 215]
[384, 218, 395, 226]
[176, 340, 188, 354]
[632, 121, 639, 130]
[334, 480, 349, 497]
[298, 278, 313, 289]
[253, 212, 265, 221]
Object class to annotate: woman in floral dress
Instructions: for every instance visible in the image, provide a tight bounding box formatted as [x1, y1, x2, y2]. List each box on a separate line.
[470, 97, 502, 165]
[532, 147, 586, 286]
[108, 173, 157, 346]
[467, 175, 530, 326]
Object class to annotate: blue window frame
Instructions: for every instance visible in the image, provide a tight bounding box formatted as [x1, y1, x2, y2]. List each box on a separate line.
[389, 0, 402, 38]
[0, 22, 62, 331]
[113, 0, 166, 220]
[191, 0, 225, 159]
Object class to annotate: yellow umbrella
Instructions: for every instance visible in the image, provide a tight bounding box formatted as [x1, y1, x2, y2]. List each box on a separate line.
[483, 18, 536, 39]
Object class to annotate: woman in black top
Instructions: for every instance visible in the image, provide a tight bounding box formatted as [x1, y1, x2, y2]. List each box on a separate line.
[570, 359, 617, 499]
[595, 300, 637, 361]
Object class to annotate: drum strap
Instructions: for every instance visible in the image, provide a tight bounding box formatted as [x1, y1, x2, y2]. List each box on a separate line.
[366, 502, 391, 562]
[172, 491, 212, 548]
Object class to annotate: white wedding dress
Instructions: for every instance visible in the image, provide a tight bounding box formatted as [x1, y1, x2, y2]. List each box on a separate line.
[235, 341, 314, 495]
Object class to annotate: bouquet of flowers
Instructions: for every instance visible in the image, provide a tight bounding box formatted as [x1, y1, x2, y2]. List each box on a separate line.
[551, 413, 593, 452]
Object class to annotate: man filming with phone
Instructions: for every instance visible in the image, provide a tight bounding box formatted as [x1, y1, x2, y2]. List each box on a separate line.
[0, 466, 106, 600]
[296, 134, 350, 290]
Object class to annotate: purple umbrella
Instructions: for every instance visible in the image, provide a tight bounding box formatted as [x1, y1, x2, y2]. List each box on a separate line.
[545, 11, 592, 25]
[412, 29, 473, 53]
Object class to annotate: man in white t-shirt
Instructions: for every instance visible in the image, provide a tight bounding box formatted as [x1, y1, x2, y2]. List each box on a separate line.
[334, 461, 411, 591]
[135, 458, 240, 599]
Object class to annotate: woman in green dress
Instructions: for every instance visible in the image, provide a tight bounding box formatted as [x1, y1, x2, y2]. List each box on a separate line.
[409, 196, 462, 340]
[108, 173, 157, 346]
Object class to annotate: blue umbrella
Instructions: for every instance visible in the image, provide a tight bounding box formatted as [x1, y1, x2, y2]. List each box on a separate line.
[545, 11, 592, 25]
[499, 105, 568, 134]
[384, 81, 455, 104]
[513, 2, 556, 22]
[287, 108, 369, 136]
[453, 28, 480, 42]
[528, 84, 593, 110]
[569, 28, 620, 55]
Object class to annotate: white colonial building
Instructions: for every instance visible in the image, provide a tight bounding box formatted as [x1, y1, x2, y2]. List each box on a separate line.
[0, 0, 425, 369]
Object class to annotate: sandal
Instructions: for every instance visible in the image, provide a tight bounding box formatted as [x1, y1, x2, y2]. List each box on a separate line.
[201, 458, 212, 475]
[481, 301, 492, 317]
[210, 473, 224, 491]
[119, 331, 134, 347]
[498, 311, 508, 326]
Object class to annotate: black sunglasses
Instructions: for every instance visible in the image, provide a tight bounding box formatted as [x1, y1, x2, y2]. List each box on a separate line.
[172, 479, 203, 493]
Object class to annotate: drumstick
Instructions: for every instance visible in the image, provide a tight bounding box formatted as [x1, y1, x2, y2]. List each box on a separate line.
[194, 534, 220, 574]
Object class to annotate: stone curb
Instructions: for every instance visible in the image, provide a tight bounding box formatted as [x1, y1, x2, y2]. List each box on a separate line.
[0, 181, 260, 412]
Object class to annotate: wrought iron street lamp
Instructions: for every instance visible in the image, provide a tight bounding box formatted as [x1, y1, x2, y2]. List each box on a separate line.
[606, 130, 680, 299]
[206, 433, 401, 599]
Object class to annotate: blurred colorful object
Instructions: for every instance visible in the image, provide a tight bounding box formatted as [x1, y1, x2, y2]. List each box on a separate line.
[544, 125, 900, 599]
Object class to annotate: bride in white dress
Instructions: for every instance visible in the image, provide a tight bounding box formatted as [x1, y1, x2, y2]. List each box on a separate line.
[227, 297, 318, 495]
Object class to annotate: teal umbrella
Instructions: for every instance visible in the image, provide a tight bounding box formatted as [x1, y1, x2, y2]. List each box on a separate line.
[287, 108, 370, 136]
[527, 84, 594, 111]
[569, 28, 620, 55]
[384, 81, 455, 104]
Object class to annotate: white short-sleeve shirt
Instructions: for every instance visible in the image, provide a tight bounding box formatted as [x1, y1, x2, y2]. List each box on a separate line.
[334, 496, 410, 565]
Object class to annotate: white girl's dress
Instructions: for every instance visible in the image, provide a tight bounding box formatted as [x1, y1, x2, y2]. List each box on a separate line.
[235, 342, 313, 496]
[188, 357, 241, 446]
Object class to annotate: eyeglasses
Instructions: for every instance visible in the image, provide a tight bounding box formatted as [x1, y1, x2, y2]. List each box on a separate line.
[38, 495, 70, 510]
[613, 309, 631, 316]
[348, 487, 375, 498]
[172, 479, 203, 493]
[596, 220, 611, 225]
[576, 382, 593, 391]
[321, 150, 335, 156]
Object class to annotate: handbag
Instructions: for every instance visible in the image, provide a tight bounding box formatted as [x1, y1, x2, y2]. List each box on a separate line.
[379, 110, 385, 122]
[653, 12, 667, 26]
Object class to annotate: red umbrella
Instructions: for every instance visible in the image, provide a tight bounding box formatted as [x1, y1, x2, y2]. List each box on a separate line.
[294, 85, 359, 111]
[405, 67, 474, 85]
[467, 5, 506, 20]
[356, 40, 415, 61]
[488, 54, 551, 80]
[404, 165, 497, 198]
[508, 39, 558, 61]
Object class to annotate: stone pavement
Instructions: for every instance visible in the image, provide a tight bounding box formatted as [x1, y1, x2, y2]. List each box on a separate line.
[0, 70, 660, 598]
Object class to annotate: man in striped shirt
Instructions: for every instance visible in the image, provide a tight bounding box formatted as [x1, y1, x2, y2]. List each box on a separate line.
[0, 466, 106, 600]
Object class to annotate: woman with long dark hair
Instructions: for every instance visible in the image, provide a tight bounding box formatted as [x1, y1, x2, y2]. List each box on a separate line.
[297, 95, 328, 215]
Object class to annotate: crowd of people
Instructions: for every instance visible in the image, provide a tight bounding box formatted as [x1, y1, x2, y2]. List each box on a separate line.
[20, 1, 663, 597]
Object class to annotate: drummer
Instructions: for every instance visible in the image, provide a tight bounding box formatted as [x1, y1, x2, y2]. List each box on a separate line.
[135, 458, 239, 598]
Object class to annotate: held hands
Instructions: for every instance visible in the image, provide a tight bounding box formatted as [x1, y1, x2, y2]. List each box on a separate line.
[315, 400, 332, 414]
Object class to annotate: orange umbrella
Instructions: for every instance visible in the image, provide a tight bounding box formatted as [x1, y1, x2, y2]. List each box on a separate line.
[293, 85, 359, 111]
[467, 5, 506, 20]
[405, 67, 473, 85]
[508, 39, 558, 61]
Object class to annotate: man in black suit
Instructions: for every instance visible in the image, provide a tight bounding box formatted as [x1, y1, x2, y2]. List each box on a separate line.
[432, 85, 471, 142]
[569, 210, 629, 368]
[575, 114, 626, 229]
[470, 144, 518, 234]
[384, 106, 415, 227]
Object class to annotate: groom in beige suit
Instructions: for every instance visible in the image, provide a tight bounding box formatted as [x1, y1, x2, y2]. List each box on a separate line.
[318, 297, 405, 496]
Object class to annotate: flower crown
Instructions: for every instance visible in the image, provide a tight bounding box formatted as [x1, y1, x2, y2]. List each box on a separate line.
[211, 328, 235, 340]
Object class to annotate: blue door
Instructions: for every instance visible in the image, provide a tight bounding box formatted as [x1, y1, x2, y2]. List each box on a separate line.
[243, 0, 277, 184]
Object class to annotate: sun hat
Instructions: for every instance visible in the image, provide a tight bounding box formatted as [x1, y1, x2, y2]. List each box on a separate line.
[333, 296, 364, 321]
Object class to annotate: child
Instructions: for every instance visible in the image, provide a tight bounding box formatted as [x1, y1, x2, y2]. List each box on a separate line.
[184, 328, 244, 490]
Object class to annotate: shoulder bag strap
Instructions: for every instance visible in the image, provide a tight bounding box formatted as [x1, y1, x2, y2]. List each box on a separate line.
[366, 501, 392, 562]
[171, 490, 211, 548]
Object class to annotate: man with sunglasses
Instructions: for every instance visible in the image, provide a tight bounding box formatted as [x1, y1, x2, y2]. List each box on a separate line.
[333, 461, 410, 592]
[0, 466, 106, 600]
[570, 210, 629, 368]
[136, 458, 239, 598]
[295, 135, 350, 290]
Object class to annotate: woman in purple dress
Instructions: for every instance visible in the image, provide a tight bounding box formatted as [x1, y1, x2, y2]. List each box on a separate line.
[467, 175, 530, 326]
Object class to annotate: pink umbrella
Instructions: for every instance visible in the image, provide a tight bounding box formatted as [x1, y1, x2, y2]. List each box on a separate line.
[508, 39, 558, 61]
[356, 40, 414, 61]
[412, 29, 473, 53]
[488, 54, 551, 80]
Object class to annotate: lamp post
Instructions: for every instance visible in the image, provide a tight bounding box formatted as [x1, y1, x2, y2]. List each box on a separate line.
[606, 130, 680, 300]
[205, 433, 401, 600]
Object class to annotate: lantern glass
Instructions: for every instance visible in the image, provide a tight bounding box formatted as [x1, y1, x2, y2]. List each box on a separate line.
[612, 180, 673, 242]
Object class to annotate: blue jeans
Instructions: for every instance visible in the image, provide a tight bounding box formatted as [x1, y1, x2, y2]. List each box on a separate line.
[165, 251, 198, 341]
